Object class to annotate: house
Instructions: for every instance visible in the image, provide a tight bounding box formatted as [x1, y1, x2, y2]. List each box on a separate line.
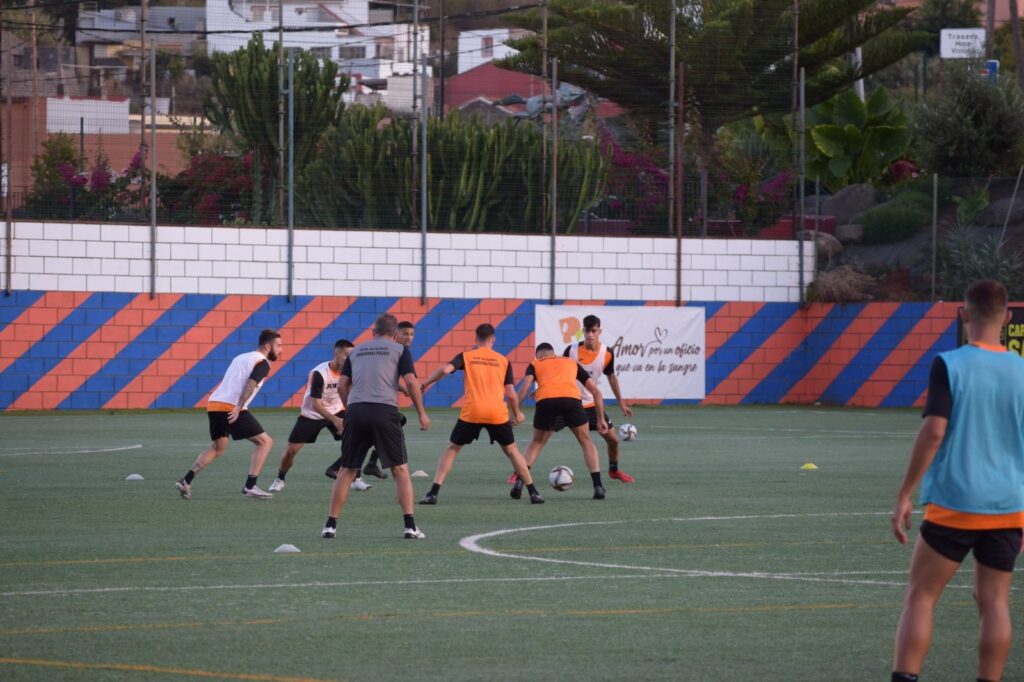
[206, 0, 431, 114]
[456, 28, 529, 75]
[75, 6, 207, 95]
[444, 63, 622, 120]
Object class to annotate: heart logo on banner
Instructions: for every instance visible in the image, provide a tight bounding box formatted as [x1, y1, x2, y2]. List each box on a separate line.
[654, 327, 668, 343]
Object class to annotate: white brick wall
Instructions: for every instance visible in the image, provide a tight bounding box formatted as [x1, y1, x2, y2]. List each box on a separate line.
[5, 222, 817, 302]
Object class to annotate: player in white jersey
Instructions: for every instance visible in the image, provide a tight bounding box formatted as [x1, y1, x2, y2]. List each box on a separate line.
[175, 329, 283, 500]
[268, 339, 360, 493]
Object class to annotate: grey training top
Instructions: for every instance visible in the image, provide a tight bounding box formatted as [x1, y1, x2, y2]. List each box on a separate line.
[341, 338, 416, 407]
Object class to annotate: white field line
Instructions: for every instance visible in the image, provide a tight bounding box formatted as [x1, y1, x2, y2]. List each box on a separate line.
[0, 444, 144, 458]
[1, 574, 683, 598]
[642, 424, 915, 437]
[457, 513, 982, 592]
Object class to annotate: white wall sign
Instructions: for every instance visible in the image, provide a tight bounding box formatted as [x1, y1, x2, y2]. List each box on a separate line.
[940, 28, 986, 59]
[534, 305, 706, 400]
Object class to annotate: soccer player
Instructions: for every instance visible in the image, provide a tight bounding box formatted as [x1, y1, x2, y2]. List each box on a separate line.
[175, 329, 283, 500]
[562, 314, 635, 483]
[890, 279, 1024, 682]
[512, 342, 609, 500]
[322, 313, 431, 539]
[328, 320, 417, 481]
[417, 323, 544, 505]
[268, 340, 370, 493]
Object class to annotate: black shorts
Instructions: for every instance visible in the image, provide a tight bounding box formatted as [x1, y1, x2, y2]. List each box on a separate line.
[208, 410, 264, 441]
[450, 419, 515, 447]
[920, 520, 1023, 572]
[339, 403, 408, 470]
[288, 411, 345, 444]
[534, 398, 588, 432]
[552, 406, 610, 433]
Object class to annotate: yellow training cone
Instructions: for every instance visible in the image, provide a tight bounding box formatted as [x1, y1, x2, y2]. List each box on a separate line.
[800, 463, 819, 470]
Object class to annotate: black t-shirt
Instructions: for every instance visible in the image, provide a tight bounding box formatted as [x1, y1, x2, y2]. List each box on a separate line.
[309, 371, 325, 400]
[451, 352, 514, 385]
[922, 356, 953, 419]
[249, 359, 270, 383]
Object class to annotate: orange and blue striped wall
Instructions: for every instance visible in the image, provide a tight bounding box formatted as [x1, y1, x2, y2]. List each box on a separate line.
[0, 291, 974, 411]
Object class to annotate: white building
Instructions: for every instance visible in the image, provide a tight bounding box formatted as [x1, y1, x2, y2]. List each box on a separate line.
[457, 29, 528, 75]
[207, 0, 428, 73]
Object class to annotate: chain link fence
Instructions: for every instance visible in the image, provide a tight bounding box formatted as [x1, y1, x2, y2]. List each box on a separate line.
[2, 1, 1023, 302]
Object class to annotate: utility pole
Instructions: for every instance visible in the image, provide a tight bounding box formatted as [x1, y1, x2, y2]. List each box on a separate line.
[1010, 0, 1024, 89]
[30, 0, 38, 158]
[140, 0, 148, 150]
[438, 0, 445, 117]
[278, 0, 285, 227]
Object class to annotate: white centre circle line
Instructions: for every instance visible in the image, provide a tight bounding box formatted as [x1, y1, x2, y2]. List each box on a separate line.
[458, 512, 976, 590]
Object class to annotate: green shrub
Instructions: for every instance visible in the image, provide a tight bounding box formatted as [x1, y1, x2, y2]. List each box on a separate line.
[860, 203, 930, 244]
[913, 60, 1024, 177]
[939, 225, 1024, 299]
[889, 190, 933, 211]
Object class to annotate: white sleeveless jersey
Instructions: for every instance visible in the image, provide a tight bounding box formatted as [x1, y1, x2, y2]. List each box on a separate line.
[209, 350, 269, 409]
[300, 361, 345, 419]
[568, 342, 607, 407]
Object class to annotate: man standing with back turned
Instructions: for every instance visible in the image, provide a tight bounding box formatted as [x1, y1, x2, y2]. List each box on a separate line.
[891, 279, 1024, 682]
[322, 314, 431, 539]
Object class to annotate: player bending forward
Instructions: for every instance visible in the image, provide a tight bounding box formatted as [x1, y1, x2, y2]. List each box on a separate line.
[175, 329, 282, 500]
[322, 314, 430, 540]
[891, 279, 1024, 682]
[512, 343, 608, 500]
[268, 339, 371, 493]
[417, 324, 543, 505]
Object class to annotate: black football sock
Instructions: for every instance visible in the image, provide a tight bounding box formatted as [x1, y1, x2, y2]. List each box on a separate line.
[328, 456, 343, 471]
[590, 471, 604, 488]
[277, 470, 287, 481]
[368, 451, 380, 466]
[609, 461, 619, 473]
[403, 514, 416, 530]
[891, 673, 919, 682]
[428, 483, 441, 496]
[325, 516, 337, 529]
[183, 470, 195, 484]
[244, 475, 258, 490]
[526, 483, 539, 496]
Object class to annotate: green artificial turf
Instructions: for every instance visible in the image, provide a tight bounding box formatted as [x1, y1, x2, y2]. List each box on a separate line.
[0, 406, 1010, 681]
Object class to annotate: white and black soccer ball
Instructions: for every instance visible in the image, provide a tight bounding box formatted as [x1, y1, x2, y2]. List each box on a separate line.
[618, 423, 638, 441]
[548, 465, 575, 491]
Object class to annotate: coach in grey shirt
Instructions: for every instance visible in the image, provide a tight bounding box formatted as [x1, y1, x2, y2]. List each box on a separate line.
[321, 313, 430, 539]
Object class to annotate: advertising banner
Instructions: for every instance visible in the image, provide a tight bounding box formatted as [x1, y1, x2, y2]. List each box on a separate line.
[534, 305, 706, 399]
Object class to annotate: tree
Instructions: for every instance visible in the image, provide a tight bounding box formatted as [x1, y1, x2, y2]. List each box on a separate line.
[202, 33, 349, 221]
[913, 60, 1024, 177]
[912, 0, 981, 56]
[499, 0, 929, 155]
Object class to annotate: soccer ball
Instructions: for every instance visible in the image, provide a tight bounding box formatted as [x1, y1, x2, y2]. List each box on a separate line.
[618, 423, 638, 441]
[549, 465, 575, 491]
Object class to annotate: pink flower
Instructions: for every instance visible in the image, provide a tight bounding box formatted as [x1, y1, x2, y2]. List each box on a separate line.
[89, 165, 112, 191]
[59, 162, 76, 183]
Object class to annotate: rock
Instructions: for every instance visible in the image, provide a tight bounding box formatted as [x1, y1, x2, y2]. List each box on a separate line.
[797, 230, 843, 260]
[975, 197, 1024, 228]
[836, 224, 864, 243]
[821, 184, 877, 226]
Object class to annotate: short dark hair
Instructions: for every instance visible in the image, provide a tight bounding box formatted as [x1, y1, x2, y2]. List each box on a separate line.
[398, 321, 415, 330]
[535, 342, 554, 353]
[374, 313, 399, 337]
[583, 315, 601, 330]
[965, 279, 1008, 323]
[335, 339, 353, 350]
[476, 323, 495, 341]
[258, 329, 280, 346]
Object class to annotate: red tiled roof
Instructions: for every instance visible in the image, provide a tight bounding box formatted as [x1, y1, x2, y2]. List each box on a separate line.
[444, 62, 623, 118]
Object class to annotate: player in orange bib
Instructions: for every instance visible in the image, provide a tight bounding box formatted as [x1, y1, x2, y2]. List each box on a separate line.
[514, 342, 609, 499]
[562, 314, 635, 483]
[416, 324, 543, 505]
